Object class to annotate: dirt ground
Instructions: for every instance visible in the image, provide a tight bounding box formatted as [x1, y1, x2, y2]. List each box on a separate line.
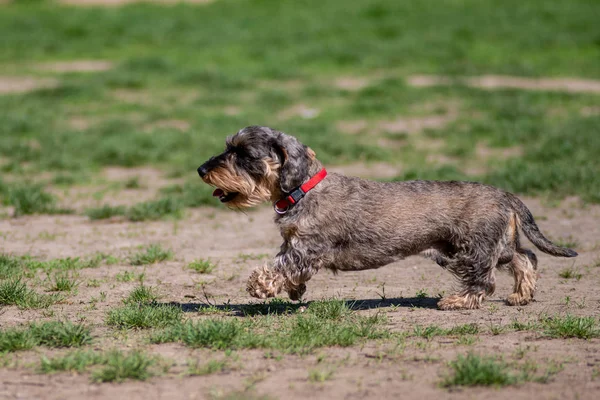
[1, 171, 599, 399]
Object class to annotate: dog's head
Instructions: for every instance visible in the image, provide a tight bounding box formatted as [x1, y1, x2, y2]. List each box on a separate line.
[198, 126, 318, 209]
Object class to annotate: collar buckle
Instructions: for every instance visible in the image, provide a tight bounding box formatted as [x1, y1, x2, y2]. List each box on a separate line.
[274, 202, 289, 214]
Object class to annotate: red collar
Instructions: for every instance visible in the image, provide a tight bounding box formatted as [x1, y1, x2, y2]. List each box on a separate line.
[274, 168, 327, 214]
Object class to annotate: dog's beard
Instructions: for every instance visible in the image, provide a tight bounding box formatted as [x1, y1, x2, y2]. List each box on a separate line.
[204, 162, 280, 209]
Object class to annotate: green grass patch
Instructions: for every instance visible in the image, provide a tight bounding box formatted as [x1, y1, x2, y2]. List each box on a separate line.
[151, 299, 389, 354]
[123, 285, 159, 305]
[0, 278, 59, 309]
[0, 182, 72, 217]
[39, 349, 160, 383]
[542, 315, 600, 339]
[187, 359, 228, 376]
[0, 321, 91, 352]
[187, 259, 216, 274]
[125, 198, 183, 222]
[91, 350, 157, 383]
[0, 254, 22, 279]
[129, 244, 173, 266]
[85, 204, 126, 220]
[106, 303, 183, 329]
[46, 272, 79, 292]
[559, 267, 583, 280]
[413, 323, 479, 339]
[0, 0, 598, 206]
[40, 350, 104, 374]
[442, 353, 517, 388]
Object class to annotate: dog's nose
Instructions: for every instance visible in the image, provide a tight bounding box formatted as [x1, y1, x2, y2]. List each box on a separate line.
[197, 165, 208, 178]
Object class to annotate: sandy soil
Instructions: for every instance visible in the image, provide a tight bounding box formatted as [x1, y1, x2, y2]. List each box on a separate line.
[1, 180, 599, 399]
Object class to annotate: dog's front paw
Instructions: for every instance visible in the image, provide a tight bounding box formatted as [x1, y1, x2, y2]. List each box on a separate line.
[246, 265, 284, 299]
[286, 283, 306, 301]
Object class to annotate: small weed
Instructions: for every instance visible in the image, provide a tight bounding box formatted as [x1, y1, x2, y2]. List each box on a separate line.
[553, 236, 579, 249]
[123, 285, 159, 305]
[558, 267, 582, 280]
[308, 368, 335, 383]
[129, 244, 172, 266]
[510, 319, 539, 332]
[489, 324, 505, 335]
[124, 177, 142, 189]
[187, 259, 216, 274]
[442, 353, 516, 387]
[415, 289, 428, 298]
[115, 270, 145, 282]
[46, 272, 79, 292]
[87, 279, 101, 288]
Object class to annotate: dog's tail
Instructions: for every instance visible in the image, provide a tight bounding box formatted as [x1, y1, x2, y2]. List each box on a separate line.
[508, 194, 578, 257]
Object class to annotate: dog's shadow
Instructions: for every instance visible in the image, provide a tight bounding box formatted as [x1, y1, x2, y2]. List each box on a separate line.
[168, 296, 440, 316]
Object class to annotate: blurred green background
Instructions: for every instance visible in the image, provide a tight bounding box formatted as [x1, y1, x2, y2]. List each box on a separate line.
[0, 0, 599, 219]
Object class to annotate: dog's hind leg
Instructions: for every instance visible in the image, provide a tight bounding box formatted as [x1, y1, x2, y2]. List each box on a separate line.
[505, 248, 537, 306]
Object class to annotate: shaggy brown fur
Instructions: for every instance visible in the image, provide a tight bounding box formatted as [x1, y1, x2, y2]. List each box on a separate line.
[198, 126, 578, 310]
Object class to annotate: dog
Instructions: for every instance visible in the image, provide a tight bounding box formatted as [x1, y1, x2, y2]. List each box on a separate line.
[198, 126, 577, 310]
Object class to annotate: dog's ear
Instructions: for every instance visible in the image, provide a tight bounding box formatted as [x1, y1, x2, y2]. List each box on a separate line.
[272, 133, 311, 193]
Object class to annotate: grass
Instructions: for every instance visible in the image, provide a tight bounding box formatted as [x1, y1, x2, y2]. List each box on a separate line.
[40, 350, 104, 374]
[0, 321, 91, 352]
[125, 198, 183, 222]
[308, 368, 336, 383]
[91, 350, 157, 383]
[542, 315, 600, 339]
[85, 204, 126, 220]
[151, 299, 390, 354]
[86, 199, 183, 222]
[0, 182, 72, 217]
[558, 267, 583, 280]
[0, 278, 59, 309]
[413, 324, 479, 340]
[0, 0, 597, 212]
[123, 285, 159, 305]
[187, 259, 216, 274]
[0, 254, 21, 279]
[129, 244, 173, 266]
[106, 303, 183, 329]
[187, 359, 228, 376]
[46, 272, 79, 292]
[40, 349, 159, 383]
[441, 353, 517, 388]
